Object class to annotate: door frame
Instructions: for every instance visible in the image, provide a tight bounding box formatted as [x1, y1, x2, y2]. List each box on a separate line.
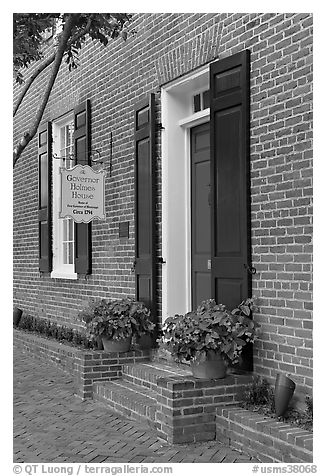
[161, 66, 209, 321]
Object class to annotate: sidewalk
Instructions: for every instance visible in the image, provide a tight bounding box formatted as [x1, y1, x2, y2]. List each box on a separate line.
[13, 345, 259, 463]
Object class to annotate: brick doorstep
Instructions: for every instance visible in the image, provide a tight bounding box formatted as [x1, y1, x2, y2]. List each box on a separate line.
[122, 362, 192, 391]
[94, 360, 253, 445]
[93, 379, 157, 425]
[93, 361, 192, 426]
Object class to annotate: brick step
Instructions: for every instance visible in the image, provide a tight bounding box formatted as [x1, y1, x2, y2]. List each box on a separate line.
[94, 361, 253, 444]
[93, 379, 158, 428]
[122, 362, 192, 391]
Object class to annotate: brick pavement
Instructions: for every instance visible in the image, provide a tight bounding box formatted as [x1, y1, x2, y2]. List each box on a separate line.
[13, 346, 260, 463]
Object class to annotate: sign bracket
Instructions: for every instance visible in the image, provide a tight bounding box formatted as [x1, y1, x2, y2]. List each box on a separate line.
[53, 149, 103, 165]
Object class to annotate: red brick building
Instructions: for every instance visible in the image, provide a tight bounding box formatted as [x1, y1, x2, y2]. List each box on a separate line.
[13, 13, 313, 405]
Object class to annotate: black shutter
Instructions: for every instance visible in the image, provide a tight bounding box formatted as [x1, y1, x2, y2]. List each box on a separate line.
[38, 122, 52, 272]
[134, 94, 157, 324]
[210, 50, 252, 369]
[74, 100, 92, 274]
[210, 52, 251, 302]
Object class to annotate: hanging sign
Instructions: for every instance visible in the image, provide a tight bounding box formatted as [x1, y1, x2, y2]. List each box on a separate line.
[60, 165, 106, 223]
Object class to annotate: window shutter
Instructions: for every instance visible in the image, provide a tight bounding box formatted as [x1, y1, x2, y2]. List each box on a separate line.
[134, 94, 157, 324]
[210, 50, 252, 368]
[38, 121, 52, 272]
[74, 100, 92, 274]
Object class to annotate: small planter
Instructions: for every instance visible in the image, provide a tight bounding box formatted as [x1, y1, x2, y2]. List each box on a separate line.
[13, 307, 23, 326]
[274, 373, 296, 417]
[78, 298, 154, 353]
[191, 351, 226, 379]
[101, 335, 132, 353]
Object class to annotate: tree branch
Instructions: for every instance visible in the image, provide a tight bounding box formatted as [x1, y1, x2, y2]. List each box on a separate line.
[13, 15, 94, 118]
[13, 14, 77, 168]
[13, 54, 55, 116]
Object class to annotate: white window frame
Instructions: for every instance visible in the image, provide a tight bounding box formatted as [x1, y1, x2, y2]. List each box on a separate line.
[191, 88, 209, 114]
[51, 113, 77, 280]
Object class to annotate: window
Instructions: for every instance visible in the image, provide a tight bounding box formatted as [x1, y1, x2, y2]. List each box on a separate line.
[51, 115, 77, 279]
[38, 100, 91, 276]
[192, 89, 209, 113]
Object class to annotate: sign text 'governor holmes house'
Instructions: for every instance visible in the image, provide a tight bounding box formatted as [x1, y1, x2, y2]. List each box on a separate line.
[60, 165, 106, 223]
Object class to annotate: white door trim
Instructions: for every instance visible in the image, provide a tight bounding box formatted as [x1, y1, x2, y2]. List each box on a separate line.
[161, 67, 209, 322]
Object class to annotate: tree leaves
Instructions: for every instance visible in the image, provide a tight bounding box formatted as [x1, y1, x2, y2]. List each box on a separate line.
[13, 13, 60, 81]
[13, 13, 132, 84]
[13, 13, 134, 167]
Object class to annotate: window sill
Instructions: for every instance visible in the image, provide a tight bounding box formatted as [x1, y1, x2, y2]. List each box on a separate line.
[51, 270, 78, 280]
[178, 108, 209, 128]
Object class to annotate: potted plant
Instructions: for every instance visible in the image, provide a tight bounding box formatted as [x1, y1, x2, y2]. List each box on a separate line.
[160, 298, 260, 379]
[78, 297, 154, 352]
[133, 303, 157, 349]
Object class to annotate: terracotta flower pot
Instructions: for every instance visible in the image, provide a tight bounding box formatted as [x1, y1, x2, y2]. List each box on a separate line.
[13, 307, 23, 326]
[274, 373, 296, 417]
[101, 335, 132, 353]
[95, 336, 104, 350]
[191, 351, 226, 379]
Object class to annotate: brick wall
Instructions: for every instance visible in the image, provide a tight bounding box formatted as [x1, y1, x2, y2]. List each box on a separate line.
[239, 14, 313, 402]
[13, 329, 151, 399]
[156, 374, 252, 444]
[13, 13, 313, 401]
[216, 407, 313, 463]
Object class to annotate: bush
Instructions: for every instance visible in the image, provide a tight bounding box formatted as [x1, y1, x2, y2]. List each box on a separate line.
[17, 313, 35, 331]
[241, 376, 312, 432]
[242, 375, 275, 412]
[286, 396, 313, 431]
[305, 396, 313, 418]
[16, 313, 94, 349]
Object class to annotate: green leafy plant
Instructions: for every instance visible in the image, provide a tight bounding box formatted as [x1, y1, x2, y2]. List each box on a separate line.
[242, 375, 275, 412]
[77, 297, 155, 341]
[286, 396, 313, 431]
[160, 297, 260, 364]
[17, 313, 34, 331]
[13, 13, 133, 166]
[16, 313, 93, 349]
[241, 376, 313, 432]
[305, 396, 313, 418]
